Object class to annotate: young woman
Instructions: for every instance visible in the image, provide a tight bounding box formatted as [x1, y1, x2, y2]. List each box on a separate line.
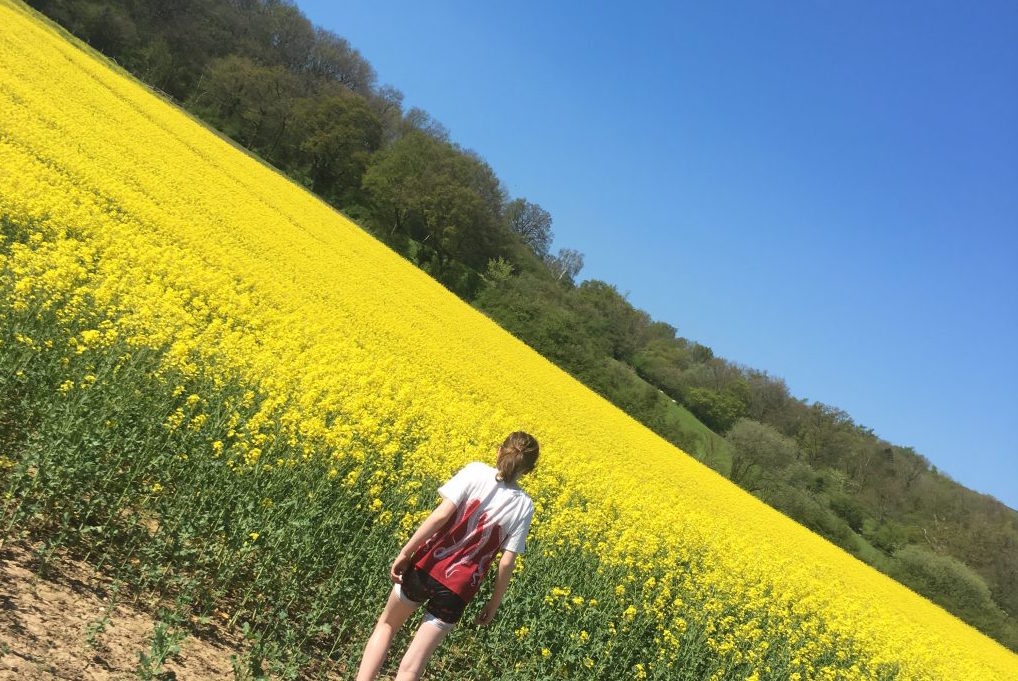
[355, 431, 540, 681]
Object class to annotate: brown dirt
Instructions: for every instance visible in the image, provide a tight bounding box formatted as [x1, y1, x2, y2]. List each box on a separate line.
[0, 544, 244, 680]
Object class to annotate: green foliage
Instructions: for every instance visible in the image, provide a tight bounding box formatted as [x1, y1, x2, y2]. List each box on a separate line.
[725, 419, 797, 490]
[574, 280, 650, 362]
[473, 271, 602, 377]
[505, 198, 553, 258]
[797, 403, 856, 469]
[292, 91, 382, 205]
[862, 518, 917, 555]
[305, 26, 377, 97]
[190, 55, 301, 158]
[632, 340, 687, 399]
[743, 370, 797, 435]
[829, 493, 867, 533]
[439, 259, 485, 300]
[362, 132, 508, 271]
[585, 358, 659, 415]
[758, 483, 858, 550]
[136, 621, 186, 680]
[890, 544, 1016, 646]
[543, 247, 585, 285]
[80, 2, 136, 55]
[85, 582, 121, 649]
[484, 256, 514, 285]
[684, 387, 746, 434]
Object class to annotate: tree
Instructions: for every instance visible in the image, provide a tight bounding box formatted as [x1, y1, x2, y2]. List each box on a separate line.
[645, 320, 678, 343]
[744, 370, 798, 435]
[401, 106, 449, 142]
[192, 55, 301, 159]
[292, 91, 381, 204]
[130, 0, 243, 99]
[797, 402, 855, 468]
[726, 418, 798, 490]
[306, 27, 376, 96]
[484, 257, 514, 285]
[460, 149, 508, 224]
[574, 280, 650, 362]
[505, 198, 553, 257]
[473, 272, 602, 377]
[892, 446, 930, 491]
[829, 492, 868, 533]
[545, 247, 584, 284]
[892, 545, 1000, 621]
[362, 132, 507, 270]
[632, 339, 687, 399]
[80, 2, 138, 56]
[259, 0, 315, 72]
[685, 387, 745, 433]
[370, 84, 405, 145]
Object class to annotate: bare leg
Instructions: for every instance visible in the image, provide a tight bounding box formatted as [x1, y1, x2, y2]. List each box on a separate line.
[394, 619, 452, 681]
[355, 588, 419, 681]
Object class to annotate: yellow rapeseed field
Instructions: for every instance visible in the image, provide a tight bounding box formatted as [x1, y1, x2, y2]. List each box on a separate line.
[1, 0, 1015, 677]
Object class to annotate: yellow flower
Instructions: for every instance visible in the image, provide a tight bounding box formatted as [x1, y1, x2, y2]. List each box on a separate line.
[2, 5, 1015, 676]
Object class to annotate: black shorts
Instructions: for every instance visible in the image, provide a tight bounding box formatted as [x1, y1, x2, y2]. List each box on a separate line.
[397, 566, 468, 624]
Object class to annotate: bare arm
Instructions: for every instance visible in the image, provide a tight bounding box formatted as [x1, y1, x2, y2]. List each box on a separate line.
[390, 499, 457, 583]
[474, 550, 517, 625]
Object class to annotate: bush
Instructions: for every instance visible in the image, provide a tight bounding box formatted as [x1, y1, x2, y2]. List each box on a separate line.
[892, 545, 998, 616]
[759, 483, 857, 550]
[862, 519, 915, 555]
[684, 387, 745, 433]
[725, 419, 796, 490]
[829, 493, 867, 533]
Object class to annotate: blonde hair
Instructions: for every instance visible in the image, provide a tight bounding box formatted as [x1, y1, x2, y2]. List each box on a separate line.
[495, 431, 539, 484]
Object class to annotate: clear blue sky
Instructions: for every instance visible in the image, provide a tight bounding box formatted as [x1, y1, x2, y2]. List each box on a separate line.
[296, 1, 1018, 509]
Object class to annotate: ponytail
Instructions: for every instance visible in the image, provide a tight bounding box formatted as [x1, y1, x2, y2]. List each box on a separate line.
[495, 431, 540, 484]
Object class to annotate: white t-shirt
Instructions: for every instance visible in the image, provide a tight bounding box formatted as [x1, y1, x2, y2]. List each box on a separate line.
[412, 461, 535, 600]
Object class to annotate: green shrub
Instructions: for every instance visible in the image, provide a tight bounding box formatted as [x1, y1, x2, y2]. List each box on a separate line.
[829, 493, 867, 533]
[892, 545, 997, 616]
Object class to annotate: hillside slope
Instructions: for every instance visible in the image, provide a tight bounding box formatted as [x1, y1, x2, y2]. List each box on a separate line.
[1, 1, 1016, 678]
[21, 0, 1018, 651]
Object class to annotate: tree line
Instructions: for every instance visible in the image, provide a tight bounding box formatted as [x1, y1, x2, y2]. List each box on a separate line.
[28, 0, 1018, 650]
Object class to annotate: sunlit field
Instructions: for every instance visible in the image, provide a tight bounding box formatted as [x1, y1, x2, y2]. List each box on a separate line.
[1, 1, 1015, 678]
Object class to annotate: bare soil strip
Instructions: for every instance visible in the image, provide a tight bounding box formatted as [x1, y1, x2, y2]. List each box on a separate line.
[0, 544, 240, 680]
